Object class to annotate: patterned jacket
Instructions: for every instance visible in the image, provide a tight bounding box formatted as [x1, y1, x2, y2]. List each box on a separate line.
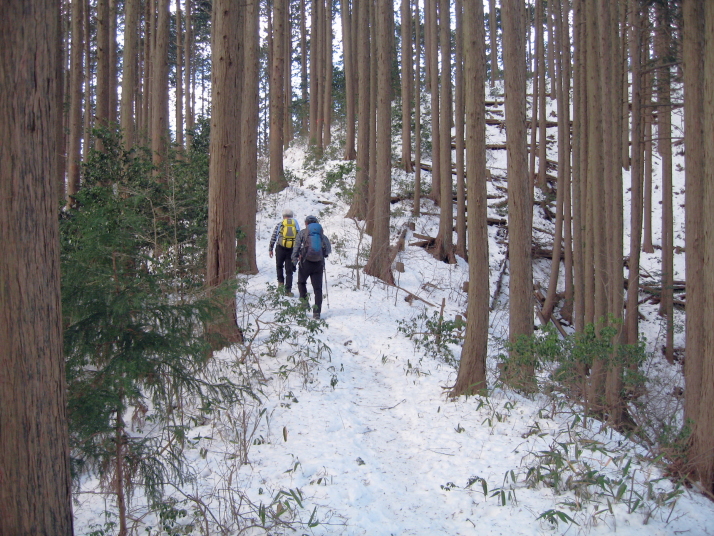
[269, 218, 301, 252]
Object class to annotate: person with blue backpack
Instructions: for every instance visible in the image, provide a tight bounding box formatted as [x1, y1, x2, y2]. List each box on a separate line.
[291, 215, 332, 319]
[269, 209, 300, 296]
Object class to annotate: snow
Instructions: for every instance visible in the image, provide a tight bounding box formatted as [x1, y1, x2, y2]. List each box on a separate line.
[72, 94, 711, 535]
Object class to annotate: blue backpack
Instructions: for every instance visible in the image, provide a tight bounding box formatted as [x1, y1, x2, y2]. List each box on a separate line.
[303, 222, 324, 262]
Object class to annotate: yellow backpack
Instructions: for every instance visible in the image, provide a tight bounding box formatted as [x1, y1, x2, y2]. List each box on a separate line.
[280, 218, 297, 248]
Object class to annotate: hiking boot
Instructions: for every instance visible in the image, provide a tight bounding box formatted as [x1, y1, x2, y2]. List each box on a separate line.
[285, 291, 294, 297]
[313, 312, 321, 320]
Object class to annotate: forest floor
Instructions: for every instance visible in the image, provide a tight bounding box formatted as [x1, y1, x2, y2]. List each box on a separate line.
[72, 99, 709, 535]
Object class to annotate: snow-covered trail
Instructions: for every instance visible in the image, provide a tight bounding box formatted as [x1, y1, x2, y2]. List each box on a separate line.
[207, 179, 709, 536]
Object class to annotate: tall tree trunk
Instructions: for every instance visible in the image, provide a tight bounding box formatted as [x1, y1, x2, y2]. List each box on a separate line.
[322, 0, 333, 147]
[309, 0, 321, 147]
[56, 3, 66, 200]
[347, 0, 370, 220]
[108, 0, 118, 123]
[207, 0, 243, 345]
[625, 0, 643, 346]
[621, 0, 630, 172]
[83, 0, 93, 158]
[67, 0, 84, 204]
[602, 0, 625, 425]
[237, 0, 259, 274]
[96, 0, 110, 148]
[300, 0, 308, 135]
[401, 0, 413, 172]
[342, 0, 357, 159]
[185, 0, 194, 144]
[1, 2, 74, 532]
[121, 0, 138, 149]
[572, 0, 586, 333]
[140, 0, 152, 144]
[560, 0, 575, 324]
[435, 0, 454, 262]
[426, 0, 441, 204]
[683, 0, 714, 494]
[152, 0, 170, 176]
[366, 0, 378, 235]
[537, 0, 547, 193]
[454, 0, 466, 260]
[452, 0, 488, 396]
[269, 0, 288, 190]
[529, 0, 541, 190]
[413, 0, 422, 217]
[541, 0, 566, 323]
[502, 0, 534, 389]
[364, 0, 394, 286]
[489, 0, 498, 87]
[546, 0, 556, 100]
[284, 0, 293, 148]
[585, 0, 608, 410]
[656, 4, 674, 364]
[642, 64, 655, 254]
[176, 0, 185, 150]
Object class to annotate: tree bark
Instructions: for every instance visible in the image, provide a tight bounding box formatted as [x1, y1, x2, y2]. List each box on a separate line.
[401, 0, 413, 173]
[237, 0, 259, 275]
[571, 0, 586, 333]
[0, 2, 74, 531]
[347, 0, 370, 220]
[364, 0, 395, 286]
[300, 0, 308, 135]
[502, 0, 534, 389]
[683, 0, 714, 493]
[269, 0, 288, 190]
[121, 0, 138, 149]
[284, 0, 293, 148]
[625, 0, 644, 347]
[207, 0, 242, 345]
[452, 0, 488, 396]
[454, 0, 466, 260]
[426, 0, 441, 203]
[322, 0, 333, 147]
[151, 0, 170, 177]
[176, 0, 185, 150]
[537, 0, 548, 192]
[309, 0, 320, 146]
[185, 0, 194, 144]
[489, 0, 498, 87]
[96, 0, 110, 149]
[366, 1, 378, 235]
[559, 0, 574, 324]
[656, 3, 674, 364]
[82, 0, 92, 160]
[601, 0, 625, 425]
[412, 0, 422, 217]
[541, 0, 566, 323]
[67, 0, 84, 203]
[342, 0, 357, 159]
[435, 0, 454, 262]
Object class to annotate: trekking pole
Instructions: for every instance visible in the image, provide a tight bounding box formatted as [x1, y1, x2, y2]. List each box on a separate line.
[323, 265, 330, 308]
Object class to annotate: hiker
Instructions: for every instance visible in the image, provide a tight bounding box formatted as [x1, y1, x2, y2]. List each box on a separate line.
[269, 209, 300, 296]
[292, 215, 331, 319]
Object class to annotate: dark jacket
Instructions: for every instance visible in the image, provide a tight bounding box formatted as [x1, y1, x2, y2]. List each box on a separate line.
[291, 225, 332, 265]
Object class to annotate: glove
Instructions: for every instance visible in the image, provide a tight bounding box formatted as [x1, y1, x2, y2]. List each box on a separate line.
[269, 250, 273, 258]
[292, 264, 297, 273]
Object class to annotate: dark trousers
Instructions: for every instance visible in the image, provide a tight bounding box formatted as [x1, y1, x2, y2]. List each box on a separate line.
[297, 259, 324, 313]
[275, 244, 294, 291]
